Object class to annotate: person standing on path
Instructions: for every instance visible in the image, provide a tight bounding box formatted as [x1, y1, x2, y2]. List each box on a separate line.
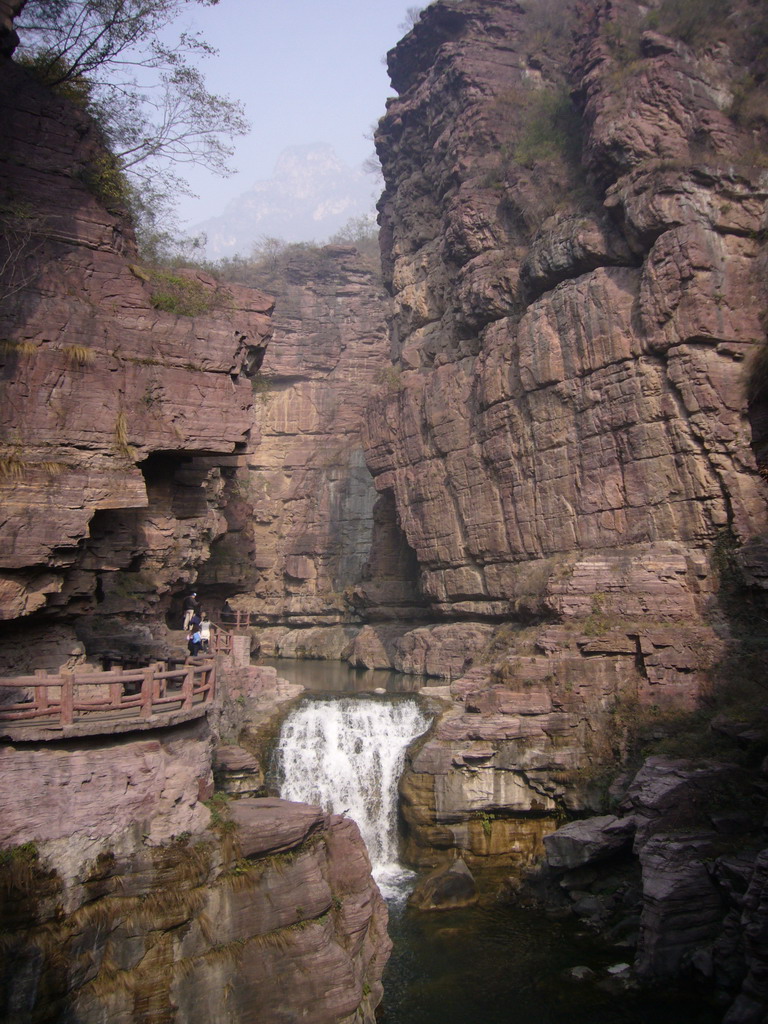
[182, 592, 198, 630]
[199, 613, 211, 652]
[187, 627, 202, 656]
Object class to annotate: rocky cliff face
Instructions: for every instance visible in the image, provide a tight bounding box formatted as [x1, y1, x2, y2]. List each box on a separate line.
[0, 21, 390, 1024]
[212, 244, 428, 658]
[0, 673, 389, 1024]
[3, 0, 768, 1017]
[370, 0, 767, 623]
[0, 47, 272, 669]
[363, 0, 768, 1015]
[363, 0, 768, 851]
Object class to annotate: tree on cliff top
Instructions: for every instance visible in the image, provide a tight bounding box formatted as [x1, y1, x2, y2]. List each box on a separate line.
[14, 0, 248, 251]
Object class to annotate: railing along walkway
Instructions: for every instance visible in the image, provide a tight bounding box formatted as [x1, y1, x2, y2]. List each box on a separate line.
[209, 623, 232, 656]
[219, 610, 257, 631]
[0, 659, 216, 742]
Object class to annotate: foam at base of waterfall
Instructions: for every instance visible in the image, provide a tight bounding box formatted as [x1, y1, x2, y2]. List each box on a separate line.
[376, 864, 419, 903]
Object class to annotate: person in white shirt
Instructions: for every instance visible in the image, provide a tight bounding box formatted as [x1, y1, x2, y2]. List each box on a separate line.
[199, 612, 211, 652]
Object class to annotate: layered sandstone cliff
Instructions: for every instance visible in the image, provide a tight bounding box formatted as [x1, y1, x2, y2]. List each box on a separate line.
[362, 0, 768, 1016]
[206, 245, 427, 657]
[0, 14, 391, 1023]
[0, 43, 272, 669]
[370, 0, 767, 624]
[362, 0, 768, 844]
[0, 669, 389, 1024]
[3, 0, 768, 1016]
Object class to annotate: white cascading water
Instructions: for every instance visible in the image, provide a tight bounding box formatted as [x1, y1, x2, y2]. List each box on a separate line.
[276, 697, 431, 898]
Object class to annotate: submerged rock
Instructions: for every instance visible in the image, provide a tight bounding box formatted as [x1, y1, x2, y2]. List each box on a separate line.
[408, 857, 479, 910]
[567, 965, 597, 982]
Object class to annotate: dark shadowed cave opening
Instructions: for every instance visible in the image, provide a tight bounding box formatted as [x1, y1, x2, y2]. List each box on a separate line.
[356, 489, 425, 619]
[140, 449, 216, 520]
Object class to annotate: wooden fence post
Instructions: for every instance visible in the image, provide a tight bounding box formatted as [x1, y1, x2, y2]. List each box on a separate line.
[182, 666, 194, 709]
[109, 681, 122, 710]
[35, 669, 48, 714]
[60, 672, 74, 725]
[153, 663, 165, 700]
[140, 667, 153, 719]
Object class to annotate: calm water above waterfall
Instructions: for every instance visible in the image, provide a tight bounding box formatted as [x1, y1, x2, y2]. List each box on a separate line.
[269, 659, 720, 1024]
[261, 655, 427, 693]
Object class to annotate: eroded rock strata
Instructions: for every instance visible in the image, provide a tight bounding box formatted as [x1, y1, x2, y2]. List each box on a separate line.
[211, 245, 426, 656]
[3, 0, 768, 1020]
[0, 10, 390, 1021]
[0, 38, 272, 669]
[0, 668, 389, 1024]
[363, 0, 768, 1018]
[370, 0, 767, 625]
[361, 0, 767, 858]
[542, 754, 768, 1023]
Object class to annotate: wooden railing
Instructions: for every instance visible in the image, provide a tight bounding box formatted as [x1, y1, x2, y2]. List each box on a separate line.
[0, 660, 215, 730]
[219, 609, 257, 630]
[209, 623, 233, 656]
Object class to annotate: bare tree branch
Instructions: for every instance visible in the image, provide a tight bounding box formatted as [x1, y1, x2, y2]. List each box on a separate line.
[14, 0, 248, 240]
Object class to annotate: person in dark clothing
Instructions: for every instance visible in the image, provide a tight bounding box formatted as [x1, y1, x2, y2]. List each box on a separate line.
[187, 627, 202, 656]
[182, 592, 198, 630]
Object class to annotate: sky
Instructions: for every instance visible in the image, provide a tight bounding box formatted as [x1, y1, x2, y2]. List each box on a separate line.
[164, 0, 419, 229]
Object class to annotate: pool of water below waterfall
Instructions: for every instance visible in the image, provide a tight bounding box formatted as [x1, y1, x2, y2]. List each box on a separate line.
[380, 894, 721, 1024]
[266, 657, 722, 1024]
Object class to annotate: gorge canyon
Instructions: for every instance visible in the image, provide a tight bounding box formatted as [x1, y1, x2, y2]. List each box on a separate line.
[1, 0, 768, 1021]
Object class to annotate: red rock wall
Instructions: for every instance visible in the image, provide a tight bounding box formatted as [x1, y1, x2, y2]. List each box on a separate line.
[1, 790, 388, 1024]
[362, 0, 768, 871]
[0, 18, 393, 1023]
[0, 675, 389, 1024]
[217, 245, 427, 656]
[0, 720, 214, 849]
[368, 0, 768, 627]
[0, 54, 273, 668]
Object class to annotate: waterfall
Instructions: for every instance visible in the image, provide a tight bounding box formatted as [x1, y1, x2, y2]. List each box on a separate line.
[275, 696, 430, 897]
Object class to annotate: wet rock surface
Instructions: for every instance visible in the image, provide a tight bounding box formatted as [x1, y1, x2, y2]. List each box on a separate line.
[543, 756, 768, 1020]
[407, 857, 479, 910]
[543, 816, 635, 870]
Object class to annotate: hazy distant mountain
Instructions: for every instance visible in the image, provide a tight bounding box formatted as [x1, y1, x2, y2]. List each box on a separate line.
[192, 144, 381, 259]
